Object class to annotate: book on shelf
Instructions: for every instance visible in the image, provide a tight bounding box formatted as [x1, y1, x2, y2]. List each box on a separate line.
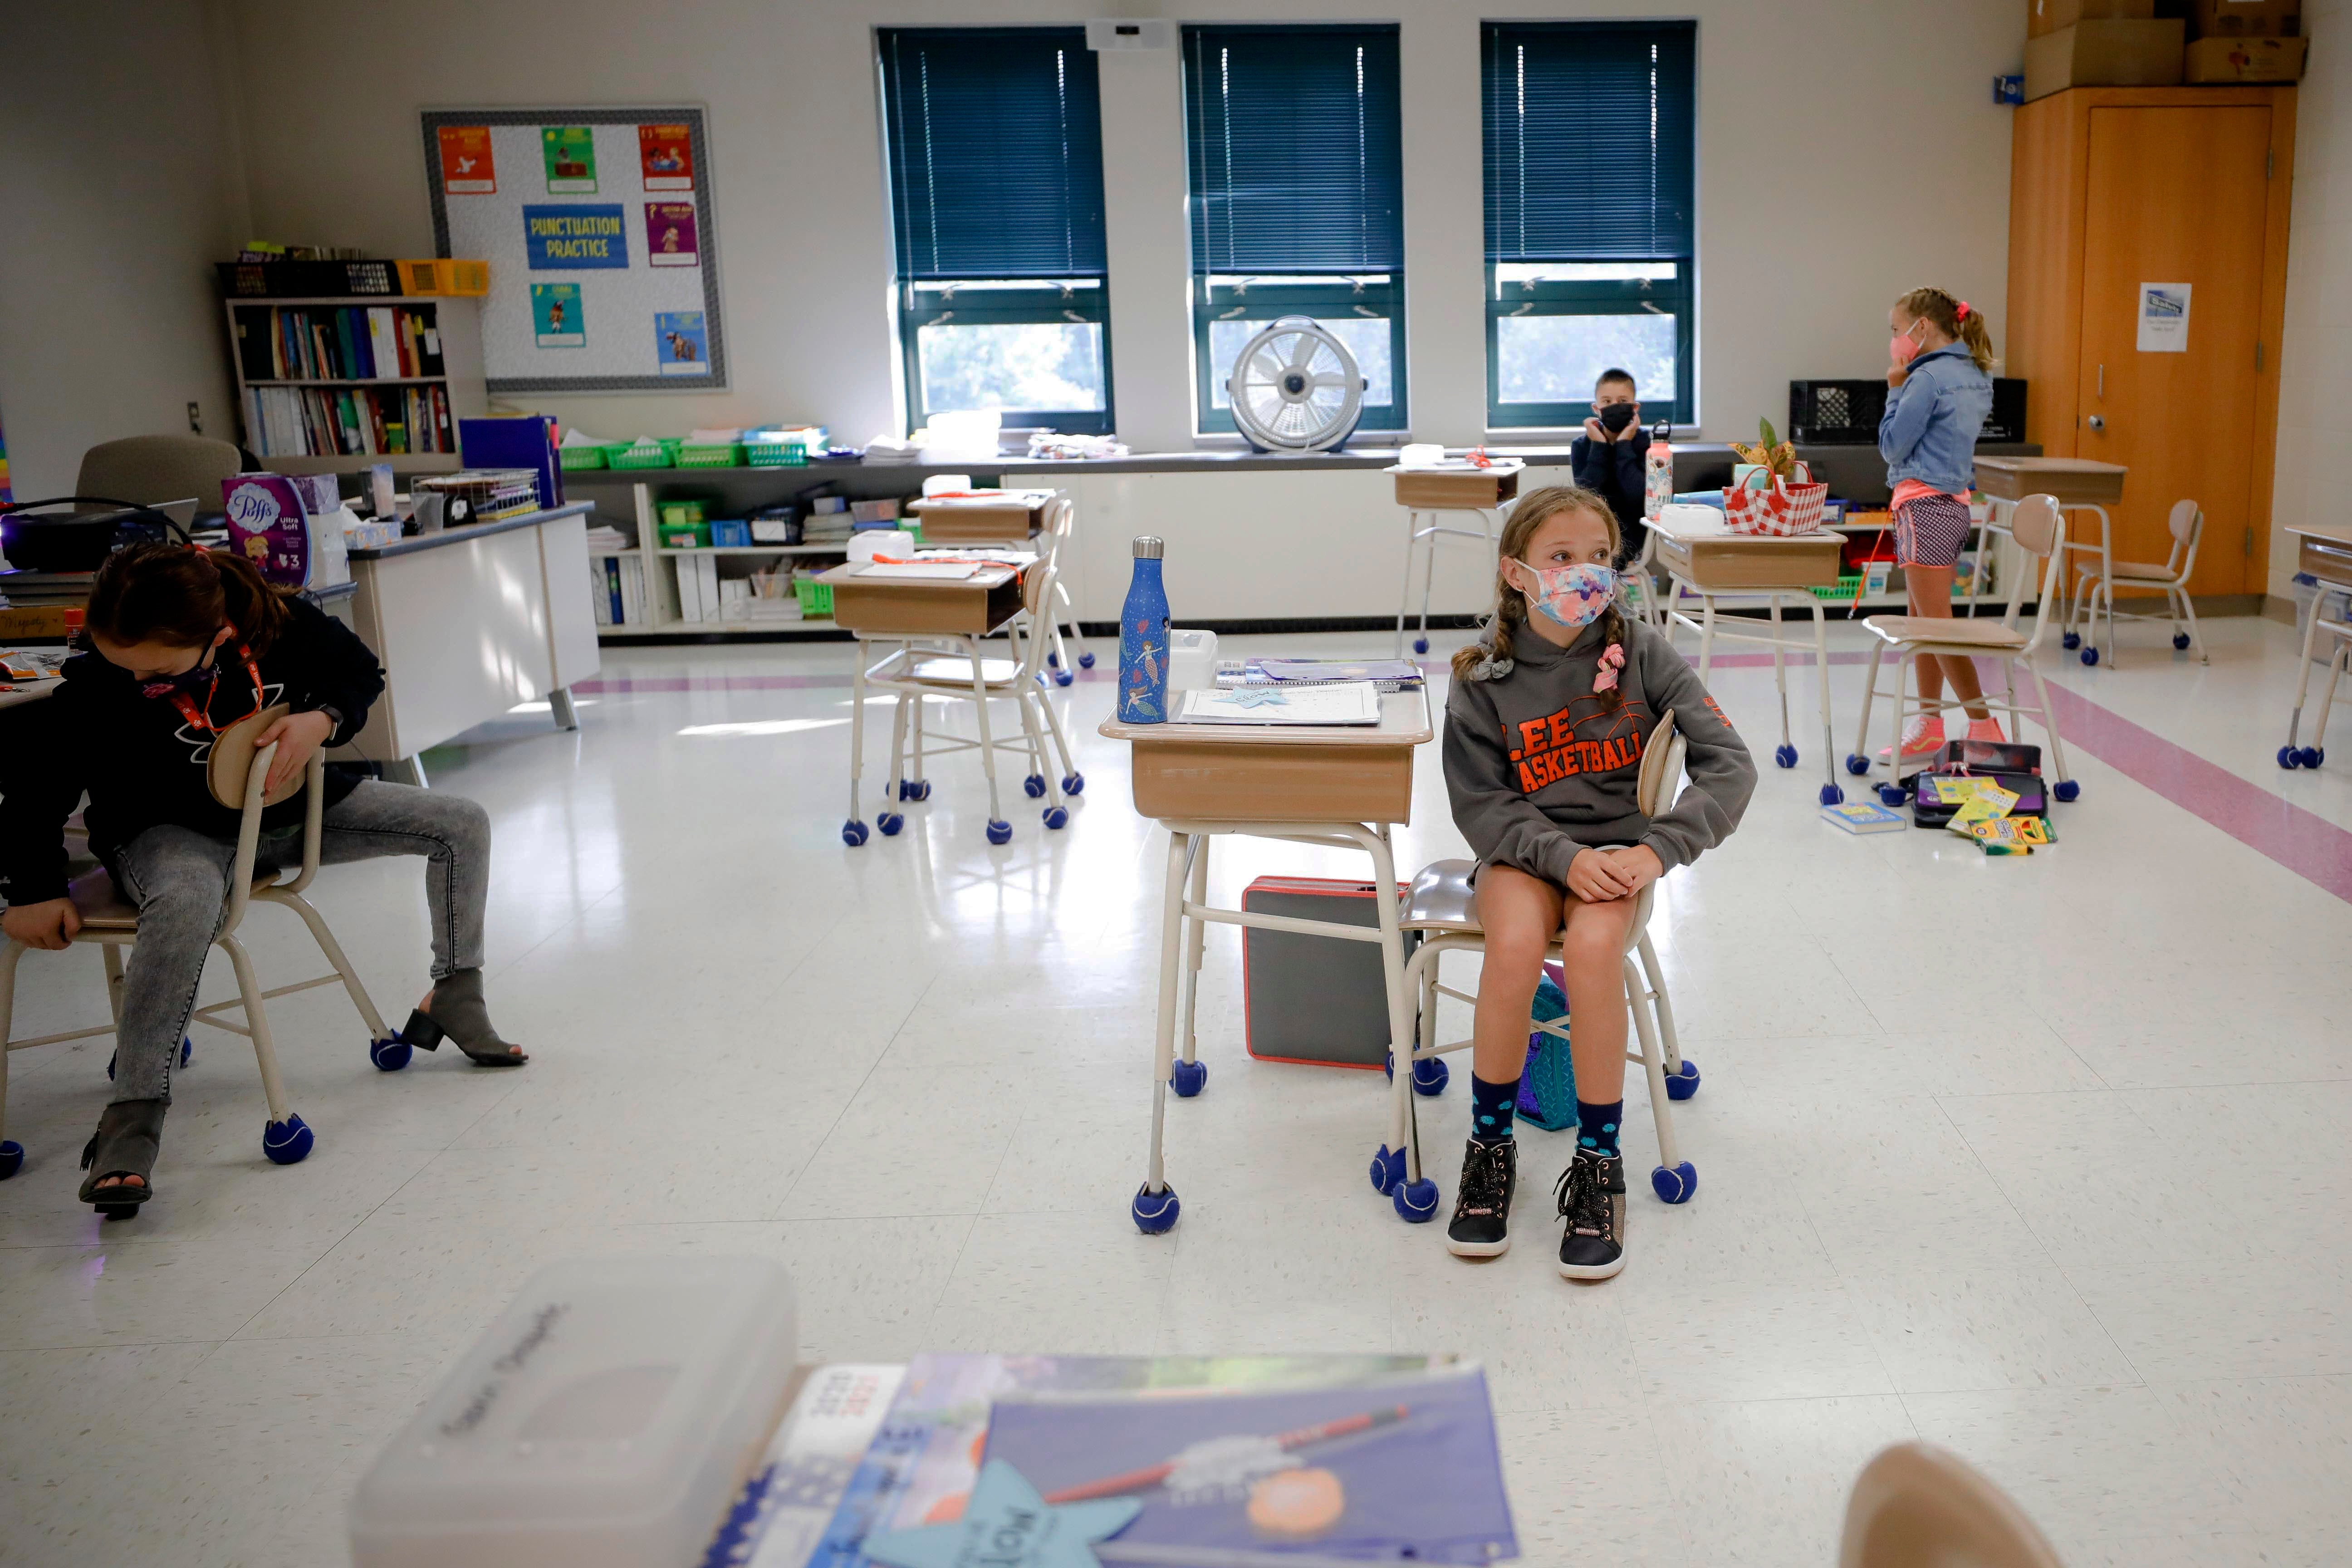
[242, 383, 454, 458]
[233, 303, 445, 382]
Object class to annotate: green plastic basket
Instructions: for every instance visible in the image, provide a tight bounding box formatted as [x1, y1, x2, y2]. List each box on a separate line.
[607, 439, 677, 470]
[1808, 573, 1865, 602]
[744, 440, 812, 468]
[676, 441, 744, 468]
[558, 444, 608, 470]
[794, 576, 833, 617]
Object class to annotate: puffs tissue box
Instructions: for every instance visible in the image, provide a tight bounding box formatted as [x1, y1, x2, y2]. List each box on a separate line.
[349, 1256, 797, 1568]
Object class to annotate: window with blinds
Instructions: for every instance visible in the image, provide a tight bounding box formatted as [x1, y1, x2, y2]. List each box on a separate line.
[1182, 24, 1407, 434]
[1482, 21, 1697, 428]
[878, 27, 1113, 434]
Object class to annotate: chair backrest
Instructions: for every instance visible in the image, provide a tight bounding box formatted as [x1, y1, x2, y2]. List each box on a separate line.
[2166, 498, 2204, 578]
[75, 435, 242, 510]
[2001, 495, 2070, 654]
[1015, 559, 1060, 678]
[1839, 1443, 2063, 1568]
[1637, 710, 1685, 817]
[1038, 495, 1076, 573]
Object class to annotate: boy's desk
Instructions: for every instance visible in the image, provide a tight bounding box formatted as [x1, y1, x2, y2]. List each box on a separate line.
[2278, 522, 2352, 762]
[1096, 687, 1436, 1233]
[1649, 516, 1845, 803]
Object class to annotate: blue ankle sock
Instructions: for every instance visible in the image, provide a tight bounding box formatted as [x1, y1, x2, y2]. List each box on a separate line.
[1576, 1099, 1623, 1159]
[1470, 1074, 1519, 1145]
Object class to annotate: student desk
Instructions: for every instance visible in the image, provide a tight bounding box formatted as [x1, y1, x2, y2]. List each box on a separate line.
[1388, 462, 1523, 657]
[903, 489, 1060, 546]
[1096, 686, 1436, 1234]
[819, 561, 1028, 844]
[1651, 516, 1848, 806]
[1972, 456, 2128, 653]
[2278, 522, 2352, 768]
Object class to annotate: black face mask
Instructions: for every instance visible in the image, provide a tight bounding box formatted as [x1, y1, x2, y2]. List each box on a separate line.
[1597, 402, 1637, 433]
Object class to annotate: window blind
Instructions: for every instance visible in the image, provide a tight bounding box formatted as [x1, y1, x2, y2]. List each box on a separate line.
[878, 27, 1107, 280]
[1482, 22, 1697, 263]
[1183, 24, 1404, 275]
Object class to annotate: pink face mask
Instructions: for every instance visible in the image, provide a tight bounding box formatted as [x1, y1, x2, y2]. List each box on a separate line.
[1890, 319, 1926, 368]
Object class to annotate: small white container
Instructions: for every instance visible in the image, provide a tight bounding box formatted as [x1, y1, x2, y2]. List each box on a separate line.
[1168, 627, 1219, 691]
[849, 529, 913, 564]
[349, 1256, 798, 1568]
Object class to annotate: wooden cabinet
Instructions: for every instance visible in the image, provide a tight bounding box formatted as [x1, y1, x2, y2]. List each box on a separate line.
[2007, 86, 2295, 597]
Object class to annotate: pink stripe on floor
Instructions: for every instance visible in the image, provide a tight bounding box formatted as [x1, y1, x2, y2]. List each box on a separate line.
[580, 653, 2352, 902]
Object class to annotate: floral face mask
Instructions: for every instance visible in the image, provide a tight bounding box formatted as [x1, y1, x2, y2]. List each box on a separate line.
[1510, 560, 1618, 630]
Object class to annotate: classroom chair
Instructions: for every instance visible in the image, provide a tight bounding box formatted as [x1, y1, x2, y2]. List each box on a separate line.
[858, 558, 1082, 845]
[0, 740, 407, 1189]
[1845, 492, 2082, 805]
[1381, 715, 1697, 1221]
[74, 434, 242, 509]
[1028, 496, 1092, 687]
[2062, 497, 2206, 667]
[1838, 1443, 2064, 1568]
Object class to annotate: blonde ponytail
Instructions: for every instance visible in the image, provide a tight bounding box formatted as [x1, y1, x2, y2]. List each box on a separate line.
[1897, 286, 1997, 376]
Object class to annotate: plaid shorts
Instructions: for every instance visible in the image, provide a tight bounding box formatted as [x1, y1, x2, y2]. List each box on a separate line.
[1893, 492, 1974, 568]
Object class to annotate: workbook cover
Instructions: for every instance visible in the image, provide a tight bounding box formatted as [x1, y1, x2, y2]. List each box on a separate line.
[981, 1367, 1516, 1564]
[800, 1354, 1451, 1568]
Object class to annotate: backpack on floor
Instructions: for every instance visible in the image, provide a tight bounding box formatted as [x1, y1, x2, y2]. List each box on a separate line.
[1516, 961, 1578, 1131]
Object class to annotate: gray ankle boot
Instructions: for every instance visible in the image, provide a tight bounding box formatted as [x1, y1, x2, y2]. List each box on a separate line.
[402, 969, 526, 1067]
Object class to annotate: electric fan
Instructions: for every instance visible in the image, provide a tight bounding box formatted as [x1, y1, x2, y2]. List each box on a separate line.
[1224, 316, 1367, 452]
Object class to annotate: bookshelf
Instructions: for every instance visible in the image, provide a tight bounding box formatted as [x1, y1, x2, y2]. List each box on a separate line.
[223, 294, 487, 477]
[579, 478, 853, 640]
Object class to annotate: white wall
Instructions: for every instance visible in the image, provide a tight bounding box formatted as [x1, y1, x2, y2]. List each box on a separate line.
[0, 0, 251, 500]
[209, 0, 2021, 454]
[2274, 0, 2349, 601]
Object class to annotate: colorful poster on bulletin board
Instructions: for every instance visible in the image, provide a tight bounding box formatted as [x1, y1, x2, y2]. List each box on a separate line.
[437, 126, 495, 194]
[424, 107, 724, 392]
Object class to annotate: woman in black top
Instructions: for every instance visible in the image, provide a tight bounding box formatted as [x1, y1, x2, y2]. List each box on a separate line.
[0, 544, 524, 1219]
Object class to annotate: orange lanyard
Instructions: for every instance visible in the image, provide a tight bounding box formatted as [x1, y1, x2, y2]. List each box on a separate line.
[164, 645, 265, 738]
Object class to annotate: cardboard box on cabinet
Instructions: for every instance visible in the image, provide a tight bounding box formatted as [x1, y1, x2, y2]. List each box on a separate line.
[2024, 19, 2187, 99]
[2184, 33, 2308, 78]
[2029, 0, 2155, 39]
[2189, 0, 2299, 37]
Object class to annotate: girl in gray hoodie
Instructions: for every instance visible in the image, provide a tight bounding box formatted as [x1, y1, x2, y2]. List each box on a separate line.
[1441, 485, 1754, 1278]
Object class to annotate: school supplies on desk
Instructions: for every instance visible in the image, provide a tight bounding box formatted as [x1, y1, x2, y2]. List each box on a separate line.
[1215, 659, 1425, 693]
[1255, 658, 1424, 685]
[856, 562, 982, 582]
[794, 1354, 1454, 1568]
[1178, 683, 1382, 726]
[981, 1367, 1516, 1565]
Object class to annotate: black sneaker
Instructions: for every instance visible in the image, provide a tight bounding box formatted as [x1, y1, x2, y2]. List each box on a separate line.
[1446, 1138, 1518, 1258]
[1554, 1148, 1627, 1279]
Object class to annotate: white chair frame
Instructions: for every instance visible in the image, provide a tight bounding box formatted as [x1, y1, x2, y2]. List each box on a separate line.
[1849, 493, 2080, 799]
[855, 559, 1080, 842]
[0, 745, 400, 1177]
[1384, 722, 1699, 1215]
[2068, 497, 2207, 666]
[1396, 503, 1503, 657]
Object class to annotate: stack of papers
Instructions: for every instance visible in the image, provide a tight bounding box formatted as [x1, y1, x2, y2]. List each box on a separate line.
[856, 561, 980, 582]
[1177, 683, 1382, 725]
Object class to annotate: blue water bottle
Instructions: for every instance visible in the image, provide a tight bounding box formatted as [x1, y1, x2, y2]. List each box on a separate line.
[1119, 534, 1171, 724]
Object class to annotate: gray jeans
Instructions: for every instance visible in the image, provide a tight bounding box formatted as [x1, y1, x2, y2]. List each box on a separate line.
[108, 780, 490, 1104]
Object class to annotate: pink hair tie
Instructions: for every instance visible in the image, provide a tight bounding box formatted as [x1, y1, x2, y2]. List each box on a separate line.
[1593, 642, 1626, 693]
[1956, 300, 1971, 320]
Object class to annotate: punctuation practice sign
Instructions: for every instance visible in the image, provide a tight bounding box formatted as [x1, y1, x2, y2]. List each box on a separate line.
[423, 106, 724, 392]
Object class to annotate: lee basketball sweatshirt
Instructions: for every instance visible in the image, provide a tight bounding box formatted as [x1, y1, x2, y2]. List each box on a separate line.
[1444, 615, 1755, 883]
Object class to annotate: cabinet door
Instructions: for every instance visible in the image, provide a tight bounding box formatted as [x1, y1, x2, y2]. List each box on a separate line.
[2079, 105, 2272, 593]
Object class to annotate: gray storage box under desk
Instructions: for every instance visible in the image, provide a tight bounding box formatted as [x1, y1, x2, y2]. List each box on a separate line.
[1241, 877, 1417, 1069]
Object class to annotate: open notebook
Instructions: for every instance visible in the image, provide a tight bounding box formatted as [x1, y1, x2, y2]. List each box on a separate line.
[1176, 682, 1382, 726]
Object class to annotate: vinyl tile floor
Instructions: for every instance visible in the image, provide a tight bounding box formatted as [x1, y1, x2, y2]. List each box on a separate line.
[3, 612, 2350, 1566]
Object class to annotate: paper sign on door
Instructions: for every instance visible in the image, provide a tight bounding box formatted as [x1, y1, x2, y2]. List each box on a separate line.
[2138, 283, 2192, 353]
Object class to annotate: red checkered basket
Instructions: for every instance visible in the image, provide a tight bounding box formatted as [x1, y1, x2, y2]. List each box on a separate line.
[1723, 473, 1829, 537]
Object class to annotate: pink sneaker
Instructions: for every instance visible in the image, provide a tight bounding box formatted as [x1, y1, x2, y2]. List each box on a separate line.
[1967, 717, 2008, 743]
[1877, 715, 1945, 767]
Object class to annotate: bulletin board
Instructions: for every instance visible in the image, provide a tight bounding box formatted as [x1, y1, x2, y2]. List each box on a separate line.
[421, 107, 726, 393]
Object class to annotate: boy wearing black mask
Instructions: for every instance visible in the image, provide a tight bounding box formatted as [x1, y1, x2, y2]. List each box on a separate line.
[1569, 368, 1650, 566]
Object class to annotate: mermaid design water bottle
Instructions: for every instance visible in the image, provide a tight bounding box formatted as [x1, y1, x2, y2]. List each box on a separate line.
[1119, 535, 1171, 724]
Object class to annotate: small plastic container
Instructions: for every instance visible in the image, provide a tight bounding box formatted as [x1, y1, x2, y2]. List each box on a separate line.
[559, 445, 608, 470]
[657, 500, 706, 526]
[659, 521, 713, 550]
[676, 441, 744, 468]
[607, 439, 676, 470]
[794, 573, 834, 617]
[710, 519, 750, 548]
[349, 1256, 798, 1568]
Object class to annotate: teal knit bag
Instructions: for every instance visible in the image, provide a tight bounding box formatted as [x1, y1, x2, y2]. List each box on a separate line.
[1516, 962, 1578, 1131]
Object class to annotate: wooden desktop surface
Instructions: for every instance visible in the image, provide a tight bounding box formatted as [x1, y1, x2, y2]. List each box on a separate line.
[1100, 686, 1434, 824]
[818, 562, 1024, 637]
[1651, 524, 1846, 590]
[1971, 456, 2128, 505]
[2287, 522, 2352, 587]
